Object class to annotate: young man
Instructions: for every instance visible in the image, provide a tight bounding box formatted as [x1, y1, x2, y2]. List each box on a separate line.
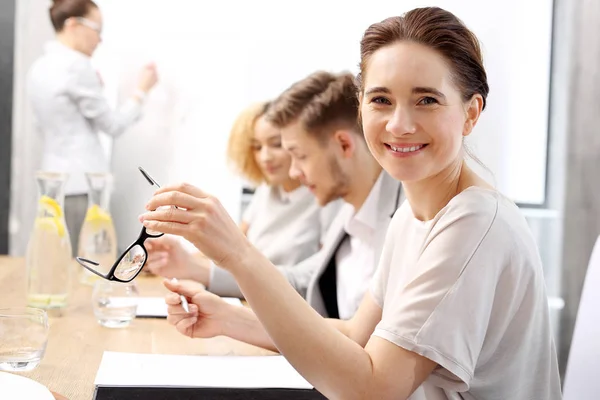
[147, 70, 402, 319]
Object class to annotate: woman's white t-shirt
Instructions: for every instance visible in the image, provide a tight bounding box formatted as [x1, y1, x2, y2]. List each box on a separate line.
[370, 187, 562, 399]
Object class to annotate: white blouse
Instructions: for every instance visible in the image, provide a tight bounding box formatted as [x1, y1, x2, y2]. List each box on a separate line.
[28, 41, 142, 195]
[243, 184, 325, 267]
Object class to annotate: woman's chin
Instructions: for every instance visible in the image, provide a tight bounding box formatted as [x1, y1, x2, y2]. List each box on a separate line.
[264, 176, 285, 187]
[384, 165, 427, 184]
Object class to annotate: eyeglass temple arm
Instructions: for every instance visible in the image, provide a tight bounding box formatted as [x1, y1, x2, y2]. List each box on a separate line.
[77, 257, 99, 266]
[138, 166, 161, 188]
[138, 166, 178, 212]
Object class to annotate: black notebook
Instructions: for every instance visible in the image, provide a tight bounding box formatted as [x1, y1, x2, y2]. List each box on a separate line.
[94, 386, 326, 400]
[93, 352, 325, 400]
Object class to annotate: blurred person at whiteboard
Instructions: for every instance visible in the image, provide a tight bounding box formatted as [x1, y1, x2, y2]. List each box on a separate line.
[27, 0, 158, 255]
[145, 101, 339, 282]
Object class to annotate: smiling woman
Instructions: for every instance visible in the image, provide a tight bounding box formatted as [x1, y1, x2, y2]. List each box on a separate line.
[227, 101, 299, 190]
[138, 6, 561, 400]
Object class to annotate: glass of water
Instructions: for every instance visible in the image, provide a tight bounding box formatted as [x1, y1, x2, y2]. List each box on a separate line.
[92, 281, 139, 328]
[0, 307, 49, 372]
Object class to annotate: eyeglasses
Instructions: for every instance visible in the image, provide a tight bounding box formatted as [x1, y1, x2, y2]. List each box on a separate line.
[75, 17, 102, 35]
[76, 167, 167, 283]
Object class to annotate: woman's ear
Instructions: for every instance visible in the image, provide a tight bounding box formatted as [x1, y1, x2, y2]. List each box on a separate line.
[463, 94, 484, 137]
[63, 17, 77, 30]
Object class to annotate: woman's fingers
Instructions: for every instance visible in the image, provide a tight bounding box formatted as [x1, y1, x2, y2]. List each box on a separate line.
[153, 182, 208, 199]
[176, 316, 198, 336]
[145, 259, 167, 274]
[142, 185, 244, 272]
[163, 278, 207, 298]
[165, 292, 183, 305]
[145, 236, 173, 252]
[146, 251, 168, 263]
[141, 220, 187, 237]
[139, 207, 195, 225]
[145, 190, 200, 211]
[166, 303, 198, 315]
[167, 313, 197, 335]
[166, 295, 199, 335]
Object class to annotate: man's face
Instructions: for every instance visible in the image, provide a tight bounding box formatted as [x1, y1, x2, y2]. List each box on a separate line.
[281, 121, 350, 206]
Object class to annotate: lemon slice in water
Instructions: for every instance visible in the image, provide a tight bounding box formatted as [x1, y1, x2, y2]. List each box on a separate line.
[34, 217, 66, 238]
[27, 293, 68, 308]
[35, 196, 66, 237]
[84, 205, 112, 228]
[39, 195, 63, 218]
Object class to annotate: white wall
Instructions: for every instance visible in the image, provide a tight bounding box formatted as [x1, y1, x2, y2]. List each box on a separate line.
[10, 0, 554, 255]
[10, 0, 54, 256]
[96, 0, 553, 210]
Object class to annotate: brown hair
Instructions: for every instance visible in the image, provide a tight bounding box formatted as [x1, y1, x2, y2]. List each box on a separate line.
[358, 7, 489, 110]
[49, 0, 98, 32]
[267, 71, 360, 142]
[226, 102, 271, 185]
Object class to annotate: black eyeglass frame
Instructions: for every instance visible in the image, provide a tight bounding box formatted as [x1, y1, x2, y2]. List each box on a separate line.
[75, 167, 164, 283]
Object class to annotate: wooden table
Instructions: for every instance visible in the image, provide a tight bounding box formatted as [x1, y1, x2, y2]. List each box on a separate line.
[0, 256, 272, 400]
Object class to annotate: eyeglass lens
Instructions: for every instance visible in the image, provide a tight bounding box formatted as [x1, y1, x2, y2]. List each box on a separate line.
[113, 245, 146, 281]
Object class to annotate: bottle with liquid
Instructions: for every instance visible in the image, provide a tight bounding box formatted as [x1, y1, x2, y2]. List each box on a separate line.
[78, 172, 118, 285]
[26, 171, 72, 314]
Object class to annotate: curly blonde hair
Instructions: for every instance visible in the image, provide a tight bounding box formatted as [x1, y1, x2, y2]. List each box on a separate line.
[226, 101, 271, 185]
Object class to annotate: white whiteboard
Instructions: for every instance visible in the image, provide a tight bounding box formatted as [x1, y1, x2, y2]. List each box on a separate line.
[93, 0, 552, 248]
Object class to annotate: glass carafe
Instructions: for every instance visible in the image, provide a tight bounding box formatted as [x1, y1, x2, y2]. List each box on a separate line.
[78, 172, 118, 285]
[26, 171, 72, 315]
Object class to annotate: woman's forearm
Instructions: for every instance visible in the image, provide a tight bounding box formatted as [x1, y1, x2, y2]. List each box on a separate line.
[223, 248, 375, 400]
[223, 305, 279, 352]
[190, 252, 211, 285]
[221, 292, 353, 354]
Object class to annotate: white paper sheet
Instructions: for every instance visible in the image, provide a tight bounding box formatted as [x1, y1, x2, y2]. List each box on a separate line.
[135, 296, 242, 318]
[94, 351, 313, 389]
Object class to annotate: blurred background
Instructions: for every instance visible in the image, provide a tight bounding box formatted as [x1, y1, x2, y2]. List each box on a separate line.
[0, 0, 598, 377]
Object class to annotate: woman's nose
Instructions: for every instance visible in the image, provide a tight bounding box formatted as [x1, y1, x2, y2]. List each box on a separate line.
[386, 106, 417, 137]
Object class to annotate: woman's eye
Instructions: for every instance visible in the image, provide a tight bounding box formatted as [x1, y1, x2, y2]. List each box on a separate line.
[418, 96, 438, 105]
[371, 96, 391, 105]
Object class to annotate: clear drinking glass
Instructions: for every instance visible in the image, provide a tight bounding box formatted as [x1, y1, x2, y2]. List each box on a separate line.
[92, 281, 139, 328]
[0, 308, 49, 372]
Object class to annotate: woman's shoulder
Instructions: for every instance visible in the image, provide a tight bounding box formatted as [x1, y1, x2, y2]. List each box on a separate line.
[392, 186, 522, 239]
[443, 186, 523, 225]
[440, 186, 500, 222]
[432, 187, 531, 249]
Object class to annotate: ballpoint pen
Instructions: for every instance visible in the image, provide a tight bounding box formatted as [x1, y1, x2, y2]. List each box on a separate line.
[171, 278, 190, 313]
[138, 167, 190, 313]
